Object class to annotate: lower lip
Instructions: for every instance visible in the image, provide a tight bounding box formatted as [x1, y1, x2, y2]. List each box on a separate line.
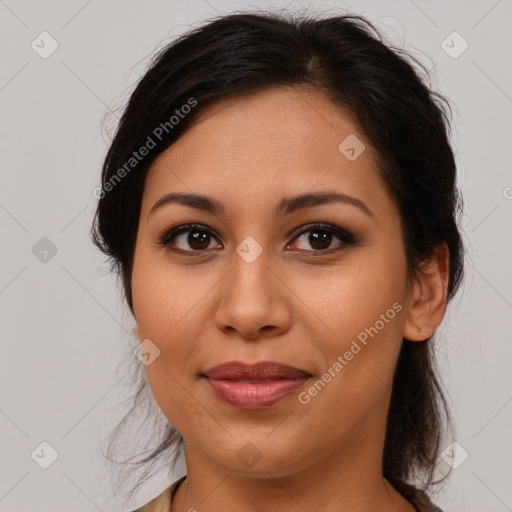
[204, 377, 310, 410]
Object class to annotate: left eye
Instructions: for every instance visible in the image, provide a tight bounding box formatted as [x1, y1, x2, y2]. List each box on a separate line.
[288, 223, 356, 252]
[158, 223, 356, 254]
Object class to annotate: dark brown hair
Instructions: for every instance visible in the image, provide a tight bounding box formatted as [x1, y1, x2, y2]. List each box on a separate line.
[91, 9, 464, 503]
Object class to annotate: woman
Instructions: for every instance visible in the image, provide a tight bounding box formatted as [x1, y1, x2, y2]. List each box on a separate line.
[91, 10, 464, 512]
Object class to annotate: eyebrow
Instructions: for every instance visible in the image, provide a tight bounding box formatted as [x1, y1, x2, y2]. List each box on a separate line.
[149, 190, 373, 219]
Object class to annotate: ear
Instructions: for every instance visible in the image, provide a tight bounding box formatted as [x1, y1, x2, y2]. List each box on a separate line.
[403, 242, 450, 342]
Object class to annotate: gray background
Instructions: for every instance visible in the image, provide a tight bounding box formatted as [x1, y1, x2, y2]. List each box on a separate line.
[1, 0, 511, 510]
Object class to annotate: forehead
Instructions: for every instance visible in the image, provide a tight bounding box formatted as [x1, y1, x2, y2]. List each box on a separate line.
[142, 87, 395, 221]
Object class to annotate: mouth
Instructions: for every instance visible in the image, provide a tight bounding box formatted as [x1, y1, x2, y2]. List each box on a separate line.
[201, 360, 312, 410]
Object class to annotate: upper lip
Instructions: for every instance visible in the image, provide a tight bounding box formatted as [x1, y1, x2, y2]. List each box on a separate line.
[203, 361, 311, 380]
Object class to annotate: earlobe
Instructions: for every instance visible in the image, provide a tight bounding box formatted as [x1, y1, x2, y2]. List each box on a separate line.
[403, 242, 449, 342]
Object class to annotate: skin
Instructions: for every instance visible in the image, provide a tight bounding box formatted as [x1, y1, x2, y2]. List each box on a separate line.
[131, 86, 449, 512]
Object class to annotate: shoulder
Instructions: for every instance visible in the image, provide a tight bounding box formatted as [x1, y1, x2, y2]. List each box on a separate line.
[129, 475, 186, 512]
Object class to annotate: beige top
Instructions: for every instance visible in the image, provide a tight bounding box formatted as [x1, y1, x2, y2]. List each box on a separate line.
[131, 476, 443, 512]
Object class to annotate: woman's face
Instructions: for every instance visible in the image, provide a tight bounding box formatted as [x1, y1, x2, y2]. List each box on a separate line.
[131, 87, 417, 478]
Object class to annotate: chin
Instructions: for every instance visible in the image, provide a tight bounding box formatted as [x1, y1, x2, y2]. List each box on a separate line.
[203, 437, 308, 478]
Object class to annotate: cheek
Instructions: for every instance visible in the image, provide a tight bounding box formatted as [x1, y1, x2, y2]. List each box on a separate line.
[294, 240, 407, 339]
[130, 244, 212, 420]
[131, 242, 202, 338]
[295, 243, 407, 403]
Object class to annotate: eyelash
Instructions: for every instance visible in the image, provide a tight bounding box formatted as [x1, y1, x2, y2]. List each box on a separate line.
[157, 222, 358, 256]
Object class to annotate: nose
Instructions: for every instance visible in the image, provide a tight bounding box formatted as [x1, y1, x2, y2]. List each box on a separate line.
[213, 250, 292, 340]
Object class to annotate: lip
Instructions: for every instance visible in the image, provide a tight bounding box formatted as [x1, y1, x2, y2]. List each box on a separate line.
[202, 361, 312, 410]
[203, 360, 311, 380]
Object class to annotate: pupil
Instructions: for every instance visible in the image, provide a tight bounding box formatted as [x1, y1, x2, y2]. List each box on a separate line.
[310, 230, 331, 250]
[189, 231, 209, 250]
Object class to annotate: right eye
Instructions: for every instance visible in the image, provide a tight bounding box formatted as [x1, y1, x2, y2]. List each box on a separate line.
[158, 224, 223, 254]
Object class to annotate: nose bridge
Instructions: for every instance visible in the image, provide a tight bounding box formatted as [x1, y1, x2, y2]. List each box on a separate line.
[229, 237, 273, 305]
[213, 235, 290, 337]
